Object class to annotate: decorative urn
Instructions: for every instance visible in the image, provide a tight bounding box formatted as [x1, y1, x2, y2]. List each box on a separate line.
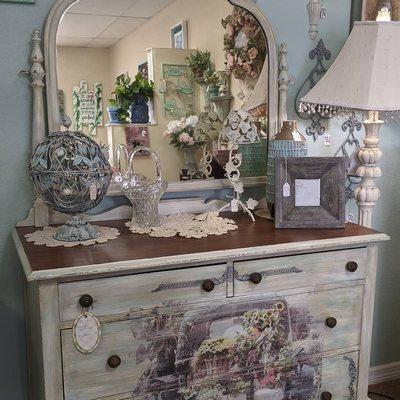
[29, 124, 112, 242]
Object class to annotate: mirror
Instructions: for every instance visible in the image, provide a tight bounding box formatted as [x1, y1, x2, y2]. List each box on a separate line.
[49, 0, 277, 185]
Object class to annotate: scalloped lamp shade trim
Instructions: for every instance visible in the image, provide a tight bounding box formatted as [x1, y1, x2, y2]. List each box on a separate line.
[300, 21, 400, 112]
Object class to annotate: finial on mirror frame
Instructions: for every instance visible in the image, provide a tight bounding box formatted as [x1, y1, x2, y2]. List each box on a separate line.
[278, 43, 294, 129]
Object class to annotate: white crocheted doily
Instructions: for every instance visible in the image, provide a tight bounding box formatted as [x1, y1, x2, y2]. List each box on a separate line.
[126, 211, 238, 239]
[25, 226, 120, 247]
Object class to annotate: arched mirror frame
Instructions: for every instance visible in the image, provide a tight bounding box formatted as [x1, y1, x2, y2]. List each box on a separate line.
[44, 0, 278, 135]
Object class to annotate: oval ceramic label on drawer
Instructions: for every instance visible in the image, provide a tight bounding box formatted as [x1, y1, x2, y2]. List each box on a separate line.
[72, 313, 101, 354]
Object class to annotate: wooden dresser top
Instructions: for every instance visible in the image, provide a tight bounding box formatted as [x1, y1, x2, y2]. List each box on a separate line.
[13, 214, 389, 281]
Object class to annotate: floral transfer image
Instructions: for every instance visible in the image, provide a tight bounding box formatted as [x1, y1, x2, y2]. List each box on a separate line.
[129, 298, 323, 400]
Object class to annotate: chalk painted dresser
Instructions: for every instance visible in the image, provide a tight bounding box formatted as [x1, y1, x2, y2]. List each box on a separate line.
[13, 216, 389, 400]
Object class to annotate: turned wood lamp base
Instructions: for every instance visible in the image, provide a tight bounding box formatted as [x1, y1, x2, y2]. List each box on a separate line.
[355, 111, 383, 228]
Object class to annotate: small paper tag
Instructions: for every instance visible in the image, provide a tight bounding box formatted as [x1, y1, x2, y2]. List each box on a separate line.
[231, 199, 239, 212]
[283, 182, 291, 197]
[324, 134, 331, 146]
[73, 313, 101, 354]
[292, 130, 301, 141]
[89, 183, 98, 200]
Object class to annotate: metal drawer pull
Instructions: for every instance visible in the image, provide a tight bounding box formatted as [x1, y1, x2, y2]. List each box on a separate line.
[321, 392, 332, 400]
[325, 317, 337, 329]
[249, 272, 262, 284]
[107, 355, 121, 369]
[79, 294, 93, 308]
[234, 266, 302, 282]
[152, 269, 229, 293]
[202, 279, 215, 292]
[346, 261, 358, 272]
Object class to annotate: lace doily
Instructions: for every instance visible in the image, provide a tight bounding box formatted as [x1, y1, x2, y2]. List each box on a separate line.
[126, 211, 238, 239]
[25, 226, 120, 247]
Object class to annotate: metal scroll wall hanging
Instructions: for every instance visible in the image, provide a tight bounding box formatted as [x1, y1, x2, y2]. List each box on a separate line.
[294, 39, 333, 141]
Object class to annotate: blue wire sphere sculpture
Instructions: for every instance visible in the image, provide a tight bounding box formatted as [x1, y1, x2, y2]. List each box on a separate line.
[29, 128, 112, 242]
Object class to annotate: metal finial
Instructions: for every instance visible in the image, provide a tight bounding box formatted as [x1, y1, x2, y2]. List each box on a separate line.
[61, 115, 72, 130]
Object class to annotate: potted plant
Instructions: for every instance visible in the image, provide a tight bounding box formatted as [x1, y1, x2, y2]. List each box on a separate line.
[203, 68, 221, 98]
[106, 98, 122, 124]
[109, 73, 154, 124]
[185, 50, 213, 84]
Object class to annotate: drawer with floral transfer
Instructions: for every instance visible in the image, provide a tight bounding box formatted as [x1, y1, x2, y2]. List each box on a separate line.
[61, 285, 362, 400]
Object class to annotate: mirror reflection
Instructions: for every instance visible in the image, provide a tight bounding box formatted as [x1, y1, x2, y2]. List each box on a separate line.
[56, 0, 268, 182]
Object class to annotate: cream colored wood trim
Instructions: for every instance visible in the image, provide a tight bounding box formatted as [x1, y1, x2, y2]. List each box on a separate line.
[107, 176, 266, 196]
[38, 281, 64, 400]
[12, 228, 33, 279]
[369, 361, 400, 385]
[21, 234, 389, 281]
[357, 244, 379, 399]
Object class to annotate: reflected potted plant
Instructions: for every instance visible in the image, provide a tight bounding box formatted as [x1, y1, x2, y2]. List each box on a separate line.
[164, 115, 205, 176]
[109, 73, 154, 124]
[186, 50, 213, 85]
[203, 68, 221, 98]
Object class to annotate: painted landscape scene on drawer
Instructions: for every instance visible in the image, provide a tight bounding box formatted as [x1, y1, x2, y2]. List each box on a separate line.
[131, 298, 323, 399]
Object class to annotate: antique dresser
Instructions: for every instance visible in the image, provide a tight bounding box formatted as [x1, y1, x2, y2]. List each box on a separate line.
[13, 216, 389, 400]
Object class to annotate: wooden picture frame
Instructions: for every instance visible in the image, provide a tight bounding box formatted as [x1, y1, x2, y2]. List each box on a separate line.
[275, 157, 346, 229]
[170, 21, 188, 49]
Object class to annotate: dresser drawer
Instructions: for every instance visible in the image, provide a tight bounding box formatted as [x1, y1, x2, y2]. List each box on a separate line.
[320, 351, 359, 399]
[285, 284, 363, 352]
[234, 247, 366, 296]
[62, 285, 362, 400]
[59, 263, 228, 322]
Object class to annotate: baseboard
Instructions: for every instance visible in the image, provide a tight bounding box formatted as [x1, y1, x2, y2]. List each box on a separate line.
[369, 361, 400, 385]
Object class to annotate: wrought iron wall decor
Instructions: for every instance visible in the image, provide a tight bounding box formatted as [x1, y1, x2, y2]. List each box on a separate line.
[295, 39, 333, 141]
[334, 113, 362, 205]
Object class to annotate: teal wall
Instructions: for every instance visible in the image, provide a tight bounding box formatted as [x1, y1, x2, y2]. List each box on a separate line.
[0, 0, 397, 399]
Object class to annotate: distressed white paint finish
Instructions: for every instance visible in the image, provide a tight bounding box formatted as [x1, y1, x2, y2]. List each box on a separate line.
[59, 264, 228, 322]
[234, 247, 367, 296]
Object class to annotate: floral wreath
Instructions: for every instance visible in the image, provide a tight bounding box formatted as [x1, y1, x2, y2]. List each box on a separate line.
[222, 7, 267, 81]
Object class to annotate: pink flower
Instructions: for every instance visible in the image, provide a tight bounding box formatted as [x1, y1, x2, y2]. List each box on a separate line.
[243, 63, 253, 73]
[179, 132, 190, 143]
[227, 53, 234, 66]
[226, 23, 235, 37]
[248, 47, 259, 60]
[238, 57, 243, 66]
[187, 137, 195, 146]
[163, 130, 171, 137]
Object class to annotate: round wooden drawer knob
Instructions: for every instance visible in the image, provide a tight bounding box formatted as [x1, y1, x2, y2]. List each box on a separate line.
[321, 391, 332, 400]
[325, 317, 337, 329]
[202, 280, 215, 292]
[79, 294, 93, 308]
[249, 272, 262, 284]
[107, 355, 121, 369]
[346, 261, 358, 273]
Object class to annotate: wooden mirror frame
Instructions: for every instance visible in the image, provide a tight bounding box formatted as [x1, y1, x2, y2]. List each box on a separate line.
[44, 0, 279, 137]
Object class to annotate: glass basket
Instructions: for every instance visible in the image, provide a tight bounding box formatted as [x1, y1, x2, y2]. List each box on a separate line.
[114, 145, 167, 228]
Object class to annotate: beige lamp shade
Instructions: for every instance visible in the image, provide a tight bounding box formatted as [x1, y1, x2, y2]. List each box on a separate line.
[300, 21, 400, 112]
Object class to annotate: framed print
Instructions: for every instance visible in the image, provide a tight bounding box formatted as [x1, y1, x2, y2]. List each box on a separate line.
[137, 61, 149, 80]
[125, 126, 150, 155]
[170, 21, 188, 49]
[275, 157, 346, 229]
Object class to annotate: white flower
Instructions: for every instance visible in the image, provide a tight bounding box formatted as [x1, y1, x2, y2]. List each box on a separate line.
[185, 115, 199, 127]
[166, 120, 183, 133]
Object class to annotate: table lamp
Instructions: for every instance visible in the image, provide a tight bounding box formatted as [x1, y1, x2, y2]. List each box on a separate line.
[300, 20, 400, 228]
